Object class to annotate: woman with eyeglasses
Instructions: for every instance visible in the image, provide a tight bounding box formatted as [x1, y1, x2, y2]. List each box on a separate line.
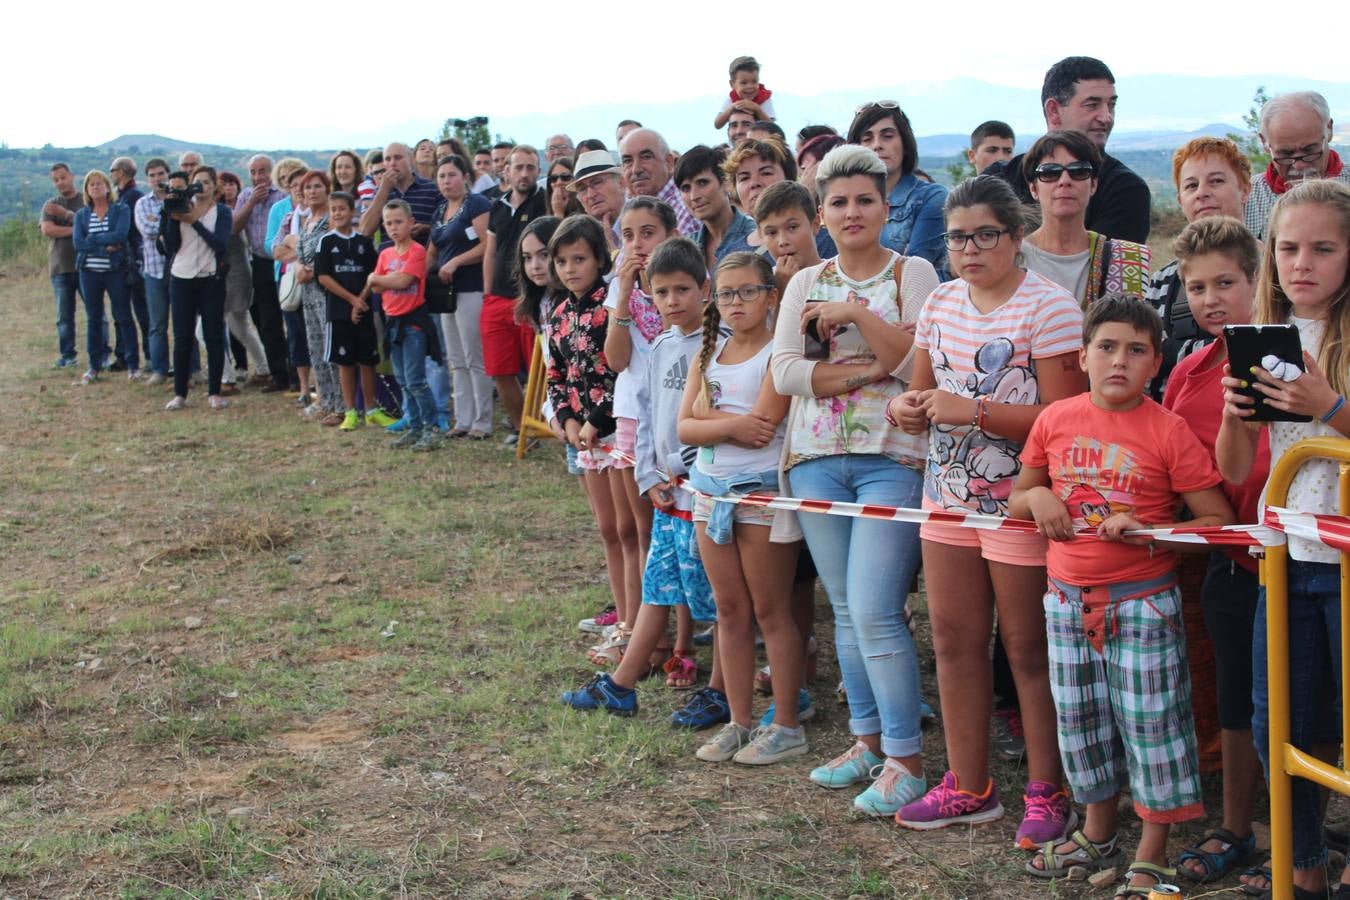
[546, 157, 582, 219]
[770, 145, 939, 816]
[847, 101, 949, 276]
[1020, 130, 1151, 307]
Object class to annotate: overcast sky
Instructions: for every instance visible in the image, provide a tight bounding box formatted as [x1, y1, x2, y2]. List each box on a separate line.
[7, 0, 1349, 149]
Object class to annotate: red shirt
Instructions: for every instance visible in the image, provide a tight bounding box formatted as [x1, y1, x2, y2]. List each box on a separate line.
[375, 242, 426, 317]
[1022, 393, 1222, 585]
[1162, 339, 1272, 572]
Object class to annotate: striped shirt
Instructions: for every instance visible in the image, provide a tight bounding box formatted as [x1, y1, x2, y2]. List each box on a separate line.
[913, 269, 1083, 515]
[83, 213, 111, 271]
[656, 177, 699, 238]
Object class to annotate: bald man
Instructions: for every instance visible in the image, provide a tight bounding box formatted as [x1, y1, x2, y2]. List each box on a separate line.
[618, 128, 697, 236]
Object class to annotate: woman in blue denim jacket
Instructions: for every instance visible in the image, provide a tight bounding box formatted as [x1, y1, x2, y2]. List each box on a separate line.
[73, 171, 137, 382]
[848, 103, 949, 278]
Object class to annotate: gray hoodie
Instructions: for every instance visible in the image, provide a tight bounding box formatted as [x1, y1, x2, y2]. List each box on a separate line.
[635, 325, 707, 512]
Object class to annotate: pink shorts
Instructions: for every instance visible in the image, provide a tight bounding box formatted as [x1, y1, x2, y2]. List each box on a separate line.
[918, 497, 1046, 567]
[611, 417, 637, 470]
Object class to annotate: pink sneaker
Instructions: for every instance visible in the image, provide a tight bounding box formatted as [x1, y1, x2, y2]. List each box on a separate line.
[896, 770, 1004, 830]
[1015, 780, 1074, 850]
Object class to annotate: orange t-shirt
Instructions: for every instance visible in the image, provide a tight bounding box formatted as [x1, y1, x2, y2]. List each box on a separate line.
[375, 242, 426, 317]
[1021, 393, 1222, 584]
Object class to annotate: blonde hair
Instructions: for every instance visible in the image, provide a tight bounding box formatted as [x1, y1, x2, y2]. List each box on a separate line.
[81, 170, 116, 206]
[273, 157, 308, 189]
[1254, 180, 1350, 394]
[1173, 216, 1261, 281]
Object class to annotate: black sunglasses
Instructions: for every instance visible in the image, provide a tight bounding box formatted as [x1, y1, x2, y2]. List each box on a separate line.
[1032, 162, 1096, 183]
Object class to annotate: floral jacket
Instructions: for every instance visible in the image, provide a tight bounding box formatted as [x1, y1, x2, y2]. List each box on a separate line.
[546, 281, 617, 435]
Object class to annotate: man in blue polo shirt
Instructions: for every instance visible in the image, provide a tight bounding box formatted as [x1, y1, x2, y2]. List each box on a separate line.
[360, 142, 450, 431]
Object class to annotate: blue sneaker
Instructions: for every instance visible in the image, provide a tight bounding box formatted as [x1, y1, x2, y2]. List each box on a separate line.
[54, 356, 78, 369]
[759, 689, 816, 727]
[385, 415, 410, 433]
[670, 687, 730, 729]
[853, 757, 927, 817]
[561, 673, 637, 716]
[435, 413, 450, 432]
[810, 740, 885, 789]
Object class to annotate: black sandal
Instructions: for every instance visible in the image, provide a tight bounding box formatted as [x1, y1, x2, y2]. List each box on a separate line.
[1177, 828, 1255, 883]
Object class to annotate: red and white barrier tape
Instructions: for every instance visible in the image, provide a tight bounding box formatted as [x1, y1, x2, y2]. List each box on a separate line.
[600, 443, 1350, 553]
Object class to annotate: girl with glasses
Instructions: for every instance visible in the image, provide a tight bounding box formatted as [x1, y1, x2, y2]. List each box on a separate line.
[889, 174, 1085, 848]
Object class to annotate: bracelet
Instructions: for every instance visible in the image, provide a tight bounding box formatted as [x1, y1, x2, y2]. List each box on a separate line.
[1321, 394, 1346, 424]
[970, 397, 981, 428]
[613, 315, 634, 327]
[978, 398, 989, 431]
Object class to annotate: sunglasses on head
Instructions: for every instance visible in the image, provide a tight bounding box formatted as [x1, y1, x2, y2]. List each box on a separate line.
[854, 100, 900, 116]
[1032, 162, 1096, 183]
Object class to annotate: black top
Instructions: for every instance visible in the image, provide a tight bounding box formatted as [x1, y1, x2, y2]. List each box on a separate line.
[988, 150, 1151, 244]
[315, 230, 377, 322]
[429, 192, 493, 293]
[487, 186, 548, 298]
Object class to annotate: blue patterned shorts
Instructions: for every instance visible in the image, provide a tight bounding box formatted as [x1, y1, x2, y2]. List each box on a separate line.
[643, 511, 716, 622]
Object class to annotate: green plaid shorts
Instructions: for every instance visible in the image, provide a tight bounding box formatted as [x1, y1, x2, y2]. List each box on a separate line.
[1044, 573, 1203, 823]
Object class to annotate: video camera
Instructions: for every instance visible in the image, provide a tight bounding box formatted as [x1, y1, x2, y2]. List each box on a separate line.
[159, 181, 204, 215]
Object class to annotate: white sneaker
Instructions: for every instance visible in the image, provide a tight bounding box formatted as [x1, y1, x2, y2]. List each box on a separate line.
[696, 723, 751, 762]
[145, 373, 166, 386]
[165, 396, 185, 411]
[732, 724, 808, 766]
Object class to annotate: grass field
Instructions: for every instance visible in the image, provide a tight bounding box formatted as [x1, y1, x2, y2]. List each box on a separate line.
[0, 266, 1285, 898]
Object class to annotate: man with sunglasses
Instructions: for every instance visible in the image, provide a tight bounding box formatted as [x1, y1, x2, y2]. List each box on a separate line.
[1244, 91, 1348, 239]
[988, 56, 1150, 244]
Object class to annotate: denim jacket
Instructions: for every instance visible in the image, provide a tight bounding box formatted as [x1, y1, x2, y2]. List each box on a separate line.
[73, 203, 131, 272]
[881, 174, 948, 277]
[688, 466, 779, 544]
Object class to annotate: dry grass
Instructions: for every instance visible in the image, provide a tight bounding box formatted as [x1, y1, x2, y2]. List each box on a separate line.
[0, 269, 1291, 898]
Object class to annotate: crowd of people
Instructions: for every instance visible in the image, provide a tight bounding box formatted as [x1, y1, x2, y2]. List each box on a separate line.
[37, 54, 1350, 897]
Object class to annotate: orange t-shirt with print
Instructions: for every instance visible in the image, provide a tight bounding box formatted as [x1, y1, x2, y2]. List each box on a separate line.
[375, 242, 426, 317]
[1021, 393, 1221, 585]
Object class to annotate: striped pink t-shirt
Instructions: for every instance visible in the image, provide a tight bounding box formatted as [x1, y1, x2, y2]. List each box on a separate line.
[913, 269, 1083, 516]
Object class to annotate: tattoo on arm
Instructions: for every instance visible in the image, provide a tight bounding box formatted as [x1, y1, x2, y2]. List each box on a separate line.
[844, 373, 872, 390]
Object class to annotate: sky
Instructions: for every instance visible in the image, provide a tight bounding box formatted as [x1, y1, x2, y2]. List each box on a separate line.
[7, 0, 1350, 150]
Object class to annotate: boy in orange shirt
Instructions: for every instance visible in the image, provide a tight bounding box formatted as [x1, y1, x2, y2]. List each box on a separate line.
[1009, 294, 1234, 895]
[367, 200, 440, 451]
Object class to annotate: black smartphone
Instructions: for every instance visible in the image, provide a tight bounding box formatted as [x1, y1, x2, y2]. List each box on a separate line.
[1223, 323, 1311, 423]
[802, 301, 829, 360]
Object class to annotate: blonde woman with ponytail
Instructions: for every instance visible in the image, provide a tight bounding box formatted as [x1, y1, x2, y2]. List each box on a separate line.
[1217, 180, 1350, 898]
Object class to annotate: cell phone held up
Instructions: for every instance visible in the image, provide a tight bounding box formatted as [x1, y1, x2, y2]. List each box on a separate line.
[1223, 323, 1312, 423]
[802, 300, 848, 361]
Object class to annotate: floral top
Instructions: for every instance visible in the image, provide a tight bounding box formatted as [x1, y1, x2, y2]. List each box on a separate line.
[547, 282, 617, 436]
[772, 251, 939, 470]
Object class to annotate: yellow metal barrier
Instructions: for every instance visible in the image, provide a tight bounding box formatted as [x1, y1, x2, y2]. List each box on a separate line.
[1263, 436, 1350, 899]
[516, 339, 559, 460]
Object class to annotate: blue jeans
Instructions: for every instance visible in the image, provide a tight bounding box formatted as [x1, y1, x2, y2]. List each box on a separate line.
[1253, 559, 1343, 870]
[424, 315, 451, 422]
[118, 276, 150, 368]
[788, 454, 925, 757]
[144, 274, 170, 375]
[51, 272, 79, 362]
[80, 268, 138, 371]
[283, 308, 309, 369]
[389, 320, 434, 430]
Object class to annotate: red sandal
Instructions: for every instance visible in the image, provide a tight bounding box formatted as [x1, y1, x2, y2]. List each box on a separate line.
[663, 654, 699, 690]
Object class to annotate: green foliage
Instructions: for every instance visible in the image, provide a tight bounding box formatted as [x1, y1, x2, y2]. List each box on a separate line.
[1228, 86, 1272, 169]
[944, 157, 976, 186]
[438, 118, 493, 155]
[0, 216, 45, 271]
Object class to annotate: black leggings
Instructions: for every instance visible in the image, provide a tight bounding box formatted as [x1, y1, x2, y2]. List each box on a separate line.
[171, 274, 226, 398]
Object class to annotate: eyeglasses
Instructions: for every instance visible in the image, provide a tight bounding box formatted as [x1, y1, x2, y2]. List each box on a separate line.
[1271, 148, 1324, 167]
[713, 284, 775, 306]
[549, 172, 573, 184]
[941, 228, 1011, 251]
[854, 100, 900, 116]
[1032, 162, 1096, 183]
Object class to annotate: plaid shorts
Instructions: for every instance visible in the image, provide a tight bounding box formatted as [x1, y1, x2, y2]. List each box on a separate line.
[1045, 573, 1204, 824]
[642, 510, 716, 622]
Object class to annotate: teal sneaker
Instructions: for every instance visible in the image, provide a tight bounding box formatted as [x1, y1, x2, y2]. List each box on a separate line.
[853, 758, 927, 817]
[810, 740, 885, 789]
[759, 688, 816, 727]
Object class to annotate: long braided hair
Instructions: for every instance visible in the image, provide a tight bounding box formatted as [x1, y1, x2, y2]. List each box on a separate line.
[699, 251, 776, 402]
